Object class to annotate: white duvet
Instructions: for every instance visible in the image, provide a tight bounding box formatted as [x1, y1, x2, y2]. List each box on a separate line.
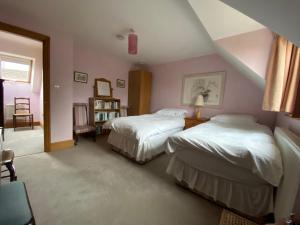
[166, 121, 283, 187]
[111, 114, 185, 142]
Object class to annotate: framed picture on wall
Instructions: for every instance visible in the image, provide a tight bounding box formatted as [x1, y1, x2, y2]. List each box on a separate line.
[94, 78, 112, 98]
[182, 71, 226, 107]
[74, 71, 88, 83]
[116, 79, 125, 88]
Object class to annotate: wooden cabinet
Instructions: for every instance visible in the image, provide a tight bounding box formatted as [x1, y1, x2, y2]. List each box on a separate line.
[89, 97, 121, 133]
[128, 70, 152, 116]
[184, 117, 209, 129]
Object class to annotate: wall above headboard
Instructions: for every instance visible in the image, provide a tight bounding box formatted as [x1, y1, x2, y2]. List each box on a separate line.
[149, 54, 277, 128]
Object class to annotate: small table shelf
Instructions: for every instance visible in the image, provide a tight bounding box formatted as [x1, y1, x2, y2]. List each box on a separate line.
[89, 97, 121, 134]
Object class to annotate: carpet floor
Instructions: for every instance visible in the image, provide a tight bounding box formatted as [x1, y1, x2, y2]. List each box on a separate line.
[3, 126, 43, 157]
[13, 136, 222, 225]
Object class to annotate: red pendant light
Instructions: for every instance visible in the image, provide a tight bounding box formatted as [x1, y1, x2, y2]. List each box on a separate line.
[128, 29, 138, 55]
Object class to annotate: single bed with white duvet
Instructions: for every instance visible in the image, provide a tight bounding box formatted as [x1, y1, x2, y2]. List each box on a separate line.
[166, 114, 283, 217]
[108, 108, 186, 163]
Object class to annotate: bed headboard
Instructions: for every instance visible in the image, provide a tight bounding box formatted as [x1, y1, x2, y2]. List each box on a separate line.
[274, 127, 300, 220]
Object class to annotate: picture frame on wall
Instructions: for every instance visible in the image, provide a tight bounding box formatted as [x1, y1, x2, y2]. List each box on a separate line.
[182, 71, 226, 107]
[74, 71, 88, 83]
[116, 79, 125, 88]
[94, 78, 112, 98]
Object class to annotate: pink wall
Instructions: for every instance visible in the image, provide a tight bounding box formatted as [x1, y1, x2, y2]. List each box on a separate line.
[73, 42, 132, 106]
[0, 7, 74, 142]
[276, 113, 300, 136]
[216, 29, 273, 79]
[150, 54, 277, 128]
[3, 82, 40, 122]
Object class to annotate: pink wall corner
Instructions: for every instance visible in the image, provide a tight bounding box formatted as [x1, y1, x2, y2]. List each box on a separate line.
[73, 42, 132, 106]
[150, 54, 277, 128]
[216, 28, 273, 79]
[0, 7, 74, 142]
[276, 113, 300, 136]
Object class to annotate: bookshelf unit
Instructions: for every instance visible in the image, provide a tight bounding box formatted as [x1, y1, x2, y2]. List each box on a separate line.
[89, 97, 121, 134]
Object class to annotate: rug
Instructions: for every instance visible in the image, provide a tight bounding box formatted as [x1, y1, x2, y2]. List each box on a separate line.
[219, 209, 259, 225]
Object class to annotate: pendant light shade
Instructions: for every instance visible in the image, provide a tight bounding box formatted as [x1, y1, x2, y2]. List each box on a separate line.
[128, 32, 138, 55]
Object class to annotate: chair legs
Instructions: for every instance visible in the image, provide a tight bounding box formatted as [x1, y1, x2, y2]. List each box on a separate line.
[13, 115, 16, 131]
[13, 115, 34, 131]
[73, 132, 78, 145]
[73, 131, 96, 145]
[6, 162, 17, 182]
[1, 161, 17, 182]
[31, 115, 34, 129]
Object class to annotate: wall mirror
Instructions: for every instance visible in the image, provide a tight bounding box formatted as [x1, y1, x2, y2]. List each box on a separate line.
[94, 78, 112, 98]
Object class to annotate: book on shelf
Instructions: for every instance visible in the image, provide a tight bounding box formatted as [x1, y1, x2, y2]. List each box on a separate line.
[95, 111, 120, 122]
[94, 100, 119, 110]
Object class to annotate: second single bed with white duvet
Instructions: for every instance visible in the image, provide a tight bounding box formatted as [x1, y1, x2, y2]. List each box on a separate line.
[166, 114, 283, 217]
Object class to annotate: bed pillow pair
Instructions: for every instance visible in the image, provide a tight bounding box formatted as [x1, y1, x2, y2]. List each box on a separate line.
[155, 108, 187, 118]
[211, 114, 257, 125]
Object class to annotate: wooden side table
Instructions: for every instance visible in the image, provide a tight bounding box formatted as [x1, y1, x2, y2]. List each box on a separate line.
[184, 117, 209, 129]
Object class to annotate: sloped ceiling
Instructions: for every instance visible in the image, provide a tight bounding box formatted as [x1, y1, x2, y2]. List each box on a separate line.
[0, 0, 215, 65]
[221, 0, 300, 47]
[187, 0, 264, 40]
[188, 0, 267, 89]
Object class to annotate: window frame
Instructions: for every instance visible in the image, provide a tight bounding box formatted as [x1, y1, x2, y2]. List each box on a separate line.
[0, 53, 33, 83]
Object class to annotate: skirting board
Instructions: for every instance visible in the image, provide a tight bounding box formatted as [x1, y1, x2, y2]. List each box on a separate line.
[5, 121, 40, 128]
[50, 139, 74, 152]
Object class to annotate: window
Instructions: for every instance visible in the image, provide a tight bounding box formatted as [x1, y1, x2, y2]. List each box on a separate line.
[0, 54, 32, 82]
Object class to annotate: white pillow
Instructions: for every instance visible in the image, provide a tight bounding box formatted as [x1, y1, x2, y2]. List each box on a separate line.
[155, 108, 187, 118]
[211, 114, 257, 125]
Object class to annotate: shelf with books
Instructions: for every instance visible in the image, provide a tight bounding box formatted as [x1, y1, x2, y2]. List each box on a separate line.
[89, 97, 121, 134]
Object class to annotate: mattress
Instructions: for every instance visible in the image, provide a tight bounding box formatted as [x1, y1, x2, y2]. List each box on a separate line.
[108, 127, 183, 162]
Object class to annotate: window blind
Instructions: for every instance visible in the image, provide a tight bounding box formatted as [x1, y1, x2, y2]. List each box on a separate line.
[0, 54, 32, 82]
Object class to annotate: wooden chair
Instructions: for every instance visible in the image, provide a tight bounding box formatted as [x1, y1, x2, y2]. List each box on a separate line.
[73, 103, 96, 145]
[13, 97, 34, 131]
[1, 149, 17, 182]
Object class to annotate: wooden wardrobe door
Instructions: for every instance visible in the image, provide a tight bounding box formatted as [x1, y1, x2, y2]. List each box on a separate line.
[139, 71, 152, 114]
[128, 71, 141, 116]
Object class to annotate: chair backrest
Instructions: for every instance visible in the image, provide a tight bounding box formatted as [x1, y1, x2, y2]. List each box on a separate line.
[14, 97, 30, 114]
[73, 103, 88, 126]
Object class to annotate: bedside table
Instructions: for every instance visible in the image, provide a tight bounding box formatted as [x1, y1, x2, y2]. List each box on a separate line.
[184, 117, 209, 129]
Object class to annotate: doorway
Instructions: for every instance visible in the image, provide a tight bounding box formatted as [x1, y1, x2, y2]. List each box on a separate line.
[0, 21, 50, 153]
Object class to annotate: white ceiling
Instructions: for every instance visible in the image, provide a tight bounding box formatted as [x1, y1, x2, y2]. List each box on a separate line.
[0, 30, 42, 48]
[0, 0, 216, 65]
[188, 0, 265, 40]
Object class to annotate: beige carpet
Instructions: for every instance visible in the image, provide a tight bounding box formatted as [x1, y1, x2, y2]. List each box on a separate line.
[13, 136, 222, 225]
[3, 126, 44, 157]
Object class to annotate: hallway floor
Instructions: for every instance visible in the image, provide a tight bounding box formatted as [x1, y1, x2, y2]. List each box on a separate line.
[3, 126, 44, 156]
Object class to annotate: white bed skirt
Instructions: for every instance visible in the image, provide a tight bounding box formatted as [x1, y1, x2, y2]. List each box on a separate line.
[108, 129, 182, 162]
[166, 155, 275, 217]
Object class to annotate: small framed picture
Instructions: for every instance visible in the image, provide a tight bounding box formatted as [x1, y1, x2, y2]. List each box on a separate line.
[74, 71, 88, 83]
[116, 79, 125, 88]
